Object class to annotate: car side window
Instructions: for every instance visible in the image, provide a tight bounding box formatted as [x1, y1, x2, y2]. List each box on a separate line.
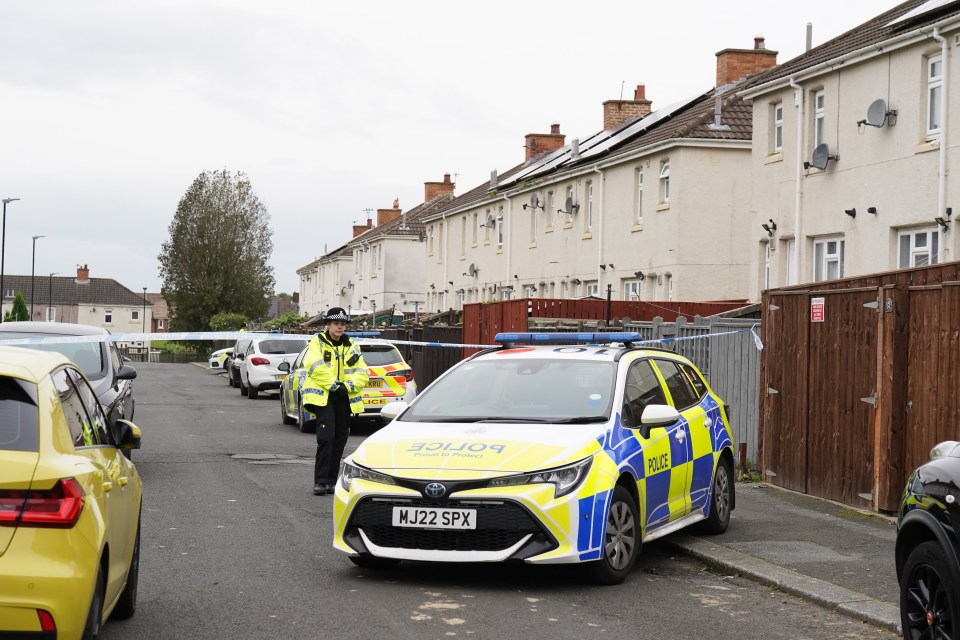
[109, 343, 123, 375]
[52, 368, 99, 447]
[655, 359, 699, 409]
[68, 368, 111, 446]
[623, 359, 667, 426]
[679, 362, 708, 399]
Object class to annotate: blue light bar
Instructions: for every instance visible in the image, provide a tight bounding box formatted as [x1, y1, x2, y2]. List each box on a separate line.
[494, 332, 642, 344]
[347, 331, 382, 337]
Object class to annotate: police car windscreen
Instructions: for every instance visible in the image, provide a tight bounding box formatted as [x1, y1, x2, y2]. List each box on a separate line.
[361, 345, 404, 367]
[402, 359, 616, 423]
[0, 335, 107, 380]
[0, 376, 39, 452]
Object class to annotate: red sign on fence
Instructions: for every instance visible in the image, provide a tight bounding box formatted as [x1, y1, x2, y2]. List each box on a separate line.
[811, 297, 825, 323]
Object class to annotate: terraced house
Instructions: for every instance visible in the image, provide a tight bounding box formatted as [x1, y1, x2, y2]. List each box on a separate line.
[743, 0, 960, 298]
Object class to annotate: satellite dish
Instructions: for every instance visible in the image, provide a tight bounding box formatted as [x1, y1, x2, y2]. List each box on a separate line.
[340, 287, 348, 296]
[866, 99, 888, 127]
[532, 194, 541, 208]
[483, 213, 495, 228]
[564, 196, 577, 214]
[810, 143, 834, 170]
[467, 263, 478, 277]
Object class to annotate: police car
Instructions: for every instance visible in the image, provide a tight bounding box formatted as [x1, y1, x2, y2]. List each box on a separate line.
[332, 332, 735, 584]
[278, 334, 418, 432]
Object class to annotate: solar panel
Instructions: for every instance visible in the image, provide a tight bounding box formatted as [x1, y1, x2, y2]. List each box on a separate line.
[887, 0, 960, 26]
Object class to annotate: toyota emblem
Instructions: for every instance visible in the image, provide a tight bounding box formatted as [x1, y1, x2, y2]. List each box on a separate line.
[424, 482, 447, 498]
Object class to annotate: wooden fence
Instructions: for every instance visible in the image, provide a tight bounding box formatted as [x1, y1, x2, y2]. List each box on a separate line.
[760, 260, 960, 512]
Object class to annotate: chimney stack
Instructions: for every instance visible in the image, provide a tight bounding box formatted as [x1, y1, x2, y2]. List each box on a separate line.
[715, 37, 778, 88]
[352, 218, 372, 238]
[602, 84, 653, 130]
[524, 123, 566, 161]
[377, 201, 402, 227]
[76, 264, 89, 283]
[424, 173, 456, 201]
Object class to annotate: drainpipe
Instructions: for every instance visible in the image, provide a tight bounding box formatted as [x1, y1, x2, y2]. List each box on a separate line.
[502, 194, 511, 299]
[594, 165, 604, 295]
[789, 76, 804, 285]
[933, 27, 949, 257]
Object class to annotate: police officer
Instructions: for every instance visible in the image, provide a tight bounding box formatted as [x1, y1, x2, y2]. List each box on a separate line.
[302, 307, 369, 495]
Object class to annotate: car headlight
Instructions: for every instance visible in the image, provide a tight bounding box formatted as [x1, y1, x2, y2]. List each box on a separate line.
[339, 460, 397, 492]
[486, 457, 593, 498]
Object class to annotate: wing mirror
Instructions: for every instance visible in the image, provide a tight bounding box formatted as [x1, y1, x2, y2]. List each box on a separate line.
[114, 419, 142, 450]
[116, 364, 138, 381]
[278, 362, 290, 373]
[637, 404, 681, 439]
[379, 402, 409, 422]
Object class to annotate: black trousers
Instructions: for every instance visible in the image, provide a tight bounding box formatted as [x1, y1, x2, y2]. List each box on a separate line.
[313, 396, 352, 485]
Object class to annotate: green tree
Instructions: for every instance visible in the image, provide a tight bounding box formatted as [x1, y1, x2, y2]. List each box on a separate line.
[4, 292, 29, 322]
[158, 169, 275, 331]
[265, 311, 309, 331]
[209, 311, 249, 331]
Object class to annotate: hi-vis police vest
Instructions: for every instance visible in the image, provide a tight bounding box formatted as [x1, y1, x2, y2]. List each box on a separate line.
[301, 333, 369, 414]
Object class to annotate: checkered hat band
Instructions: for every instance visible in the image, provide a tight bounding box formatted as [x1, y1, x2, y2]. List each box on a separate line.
[325, 311, 350, 322]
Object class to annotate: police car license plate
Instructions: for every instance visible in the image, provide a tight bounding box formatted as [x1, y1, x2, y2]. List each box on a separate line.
[392, 507, 476, 530]
[274, 374, 285, 381]
[367, 378, 383, 388]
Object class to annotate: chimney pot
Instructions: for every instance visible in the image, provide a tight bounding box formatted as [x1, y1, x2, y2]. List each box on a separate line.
[550, 123, 560, 135]
[754, 35, 765, 49]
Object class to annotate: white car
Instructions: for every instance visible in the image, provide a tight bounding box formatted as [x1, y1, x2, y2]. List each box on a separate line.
[240, 337, 308, 400]
[208, 347, 233, 369]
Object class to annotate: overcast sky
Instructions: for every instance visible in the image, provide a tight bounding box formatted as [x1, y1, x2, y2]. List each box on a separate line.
[0, 0, 889, 297]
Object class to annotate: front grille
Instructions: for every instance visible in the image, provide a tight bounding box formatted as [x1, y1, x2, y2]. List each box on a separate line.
[348, 497, 546, 552]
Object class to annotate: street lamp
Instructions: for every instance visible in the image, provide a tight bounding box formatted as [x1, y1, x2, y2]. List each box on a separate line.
[30, 235, 44, 320]
[1, 198, 21, 322]
[142, 287, 147, 334]
[48, 273, 57, 322]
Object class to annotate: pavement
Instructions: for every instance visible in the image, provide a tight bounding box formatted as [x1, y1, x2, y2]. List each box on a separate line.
[663, 481, 901, 634]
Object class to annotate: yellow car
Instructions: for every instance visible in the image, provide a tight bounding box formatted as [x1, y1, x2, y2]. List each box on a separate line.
[333, 332, 735, 584]
[0, 346, 143, 638]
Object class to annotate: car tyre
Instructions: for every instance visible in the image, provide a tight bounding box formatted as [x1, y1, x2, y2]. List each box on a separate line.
[112, 519, 140, 619]
[298, 401, 316, 434]
[280, 393, 297, 425]
[349, 555, 401, 569]
[248, 384, 259, 400]
[226, 366, 234, 386]
[82, 563, 104, 640]
[582, 485, 640, 585]
[696, 457, 733, 535]
[901, 541, 959, 640]
[240, 376, 248, 396]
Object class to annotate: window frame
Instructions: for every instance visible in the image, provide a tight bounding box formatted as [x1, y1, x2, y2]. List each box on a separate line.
[813, 236, 845, 282]
[659, 162, 670, 203]
[773, 102, 784, 152]
[104, 309, 113, 324]
[635, 169, 644, 224]
[898, 227, 940, 268]
[927, 54, 943, 138]
[814, 90, 825, 148]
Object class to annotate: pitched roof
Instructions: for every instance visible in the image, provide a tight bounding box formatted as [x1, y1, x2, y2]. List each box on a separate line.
[743, 0, 956, 93]
[4, 274, 152, 307]
[353, 193, 455, 243]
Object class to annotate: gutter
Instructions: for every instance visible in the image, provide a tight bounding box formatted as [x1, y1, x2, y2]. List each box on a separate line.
[933, 27, 949, 249]
[790, 76, 804, 285]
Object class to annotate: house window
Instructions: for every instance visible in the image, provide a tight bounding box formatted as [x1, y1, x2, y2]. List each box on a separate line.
[496, 208, 504, 248]
[437, 221, 444, 262]
[460, 216, 466, 258]
[458, 290, 466, 307]
[586, 281, 599, 297]
[545, 191, 554, 231]
[564, 186, 574, 224]
[813, 237, 844, 281]
[501, 288, 512, 301]
[157, 318, 164, 329]
[773, 102, 784, 152]
[785, 238, 797, 285]
[814, 90, 825, 148]
[659, 162, 670, 203]
[472, 212, 478, 245]
[525, 285, 537, 298]
[529, 197, 538, 244]
[585, 180, 593, 232]
[428, 225, 435, 255]
[928, 55, 943, 137]
[46, 307, 55, 322]
[484, 208, 492, 242]
[132, 310, 140, 321]
[667, 275, 674, 302]
[104, 309, 113, 324]
[624, 279, 642, 301]
[899, 227, 939, 267]
[635, 170, 644, 224]
[764, 243, 772, 290]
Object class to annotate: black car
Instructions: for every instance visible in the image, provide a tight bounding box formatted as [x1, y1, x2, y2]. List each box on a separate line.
[0, 321, 137, 425]
[896, 440, 960, 640]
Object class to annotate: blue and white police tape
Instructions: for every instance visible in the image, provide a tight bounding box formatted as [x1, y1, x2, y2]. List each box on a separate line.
[0, 325, 763, 350]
